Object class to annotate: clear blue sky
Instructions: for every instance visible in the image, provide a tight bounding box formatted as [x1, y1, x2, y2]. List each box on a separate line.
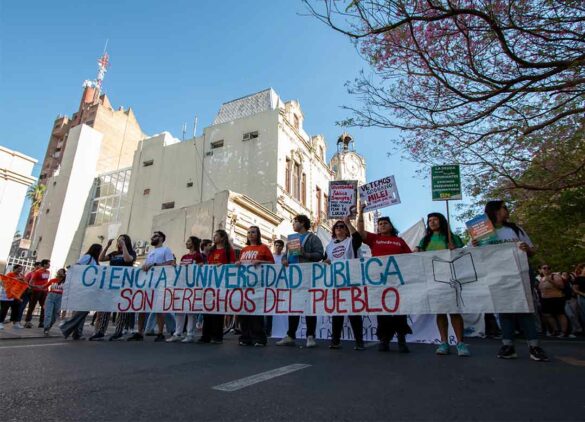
[0, 1, 467, 235]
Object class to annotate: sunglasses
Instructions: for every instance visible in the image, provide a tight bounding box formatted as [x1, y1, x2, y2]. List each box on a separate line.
[334, 225, 346, 229]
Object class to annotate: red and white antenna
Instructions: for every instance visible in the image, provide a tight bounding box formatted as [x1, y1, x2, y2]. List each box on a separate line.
[83, 40, 110, 93]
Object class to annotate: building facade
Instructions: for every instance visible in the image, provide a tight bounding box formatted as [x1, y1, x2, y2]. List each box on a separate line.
[0, 146, 37, 271]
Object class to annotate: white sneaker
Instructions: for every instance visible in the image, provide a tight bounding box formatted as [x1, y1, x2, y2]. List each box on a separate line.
[306, 335, 317, 348]
[181, 335, 195, 343]
[13, 322, 23, 329]
[276, 335, 296, 346]
[166, 335, 182, 343]
[0, 323, 4, 330]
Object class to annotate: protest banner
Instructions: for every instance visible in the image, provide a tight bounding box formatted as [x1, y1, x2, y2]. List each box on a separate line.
[0, 274, 29, 300]
[466, 214, 498, 246]
[63, 243, 533, 316]
[358, 176, 401, 212]
[328, 180, 358, 219]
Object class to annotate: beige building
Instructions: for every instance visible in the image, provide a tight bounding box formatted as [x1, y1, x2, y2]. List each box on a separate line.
[0, 146, 37, 271]
[78, 89, 372, 259]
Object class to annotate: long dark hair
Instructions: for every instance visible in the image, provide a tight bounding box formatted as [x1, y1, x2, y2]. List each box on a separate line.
[85, 243, 103, 264]
[118, 234, 135, 256]
[188, 236, 201, 252]
[484, 200, 524, 237]
[211, 229, 233, 264]
[420, 213, 454, 251]
[246, 226, 263, 246]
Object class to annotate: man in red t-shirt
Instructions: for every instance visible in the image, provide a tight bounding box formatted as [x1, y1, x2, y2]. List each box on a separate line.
[25, 259, 51, 328]
[357, 205, 412, 353]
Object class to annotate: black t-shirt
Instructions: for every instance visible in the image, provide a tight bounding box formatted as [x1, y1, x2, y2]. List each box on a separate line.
[575, 276, 585, 294]
[108, 250, 136, 267]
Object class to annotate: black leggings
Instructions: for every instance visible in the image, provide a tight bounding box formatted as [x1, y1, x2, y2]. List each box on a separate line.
[331, 315, 363, 342]
[287, 316, 316, 339]
[0, 300, 20, 323]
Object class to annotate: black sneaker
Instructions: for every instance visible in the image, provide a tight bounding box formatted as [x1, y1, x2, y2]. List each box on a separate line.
[210, 338, 223, 344]
[253, 342, 266, 347]
[24, 322, 32, 329]
[497, 345, 517, 359]
[89, 333, 105, 341]
[354, 341, 366, 351]
[154, 334, 166, 342]
[378, 341, 390, 352]
[398, 342, 410, 353]
[108, 334, 123, 341]
[127, 333, 144, 341]
[529, 346, 550, 362]
[329, 341, 341, 349]
[239, 341, 252, 346]
[196, 338, 210, 344]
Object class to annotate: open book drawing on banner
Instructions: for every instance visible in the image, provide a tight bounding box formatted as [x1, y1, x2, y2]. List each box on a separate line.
[431, 252, 478, 307]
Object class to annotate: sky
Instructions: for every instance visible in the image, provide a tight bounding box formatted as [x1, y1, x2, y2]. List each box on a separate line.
[0, 1, 468, 235]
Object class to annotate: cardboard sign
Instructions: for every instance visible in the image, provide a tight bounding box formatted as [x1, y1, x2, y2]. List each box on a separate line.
[431, 165, 462, 201]
[359, 176, 401, 212]
[328, 180, 358, 219]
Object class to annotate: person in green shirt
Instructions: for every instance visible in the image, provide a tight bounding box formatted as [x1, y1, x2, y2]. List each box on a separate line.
[416, 213, 470, 357]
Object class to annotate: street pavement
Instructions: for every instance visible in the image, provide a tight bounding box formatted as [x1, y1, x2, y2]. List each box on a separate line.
[1, 329, 584, 422]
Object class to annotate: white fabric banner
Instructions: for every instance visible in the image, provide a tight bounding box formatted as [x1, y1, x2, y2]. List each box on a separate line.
[62, 243, 533, 316]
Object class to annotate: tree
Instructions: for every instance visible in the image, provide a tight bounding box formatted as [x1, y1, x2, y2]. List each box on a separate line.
[305, 0, 585, 194]
[26, 183, 46, 240]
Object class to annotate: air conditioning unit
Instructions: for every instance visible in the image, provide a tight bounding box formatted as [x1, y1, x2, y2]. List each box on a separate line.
[205, 151, 213, 157]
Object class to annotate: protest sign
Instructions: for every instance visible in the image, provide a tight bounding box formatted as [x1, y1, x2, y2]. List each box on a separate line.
[0, 274, 29, 300]
[431, 165, 462, 201]
[466, 214, 498, 246]
[287, 234, 302, 257]
[328, 180, 358, 219]
[359, 176, 401, 212]
[63, 243, 533, 316]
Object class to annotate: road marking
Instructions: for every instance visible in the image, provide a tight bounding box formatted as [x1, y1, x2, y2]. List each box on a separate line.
[212, 363, 311, 392]
[557, 356, 585, 367]
[0, 342, 67, 350]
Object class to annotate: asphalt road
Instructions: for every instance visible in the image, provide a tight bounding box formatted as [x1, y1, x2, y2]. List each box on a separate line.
[1, 335, 584, 422]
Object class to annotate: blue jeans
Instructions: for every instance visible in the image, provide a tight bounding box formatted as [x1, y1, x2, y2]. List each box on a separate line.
[43, 293, 62, 330]
[499, 313, 539, 346]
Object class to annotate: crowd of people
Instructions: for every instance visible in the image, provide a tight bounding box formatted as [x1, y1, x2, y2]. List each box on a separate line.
[2, 200, 584, 363]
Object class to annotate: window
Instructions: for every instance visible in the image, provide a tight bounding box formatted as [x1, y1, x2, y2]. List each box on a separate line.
[285, 158, 291, 193]
[323, 193, 329, 219]
[301, 173, 307, 206]
[292, 162, 301, 200]
[161, 201, 175, 210]
[45, 209, 50, 214]
[211, 140, 224, 149]
[319, 146, 324, 161]
[316, 187, 322, 218]
[186, 182, 193, 187]
[293, 114, 300, 130]
[242, 131, 259, 141]
[143, 159, 154, 167]
[143, 188, 151, 195]
[88, 168, 131, 226]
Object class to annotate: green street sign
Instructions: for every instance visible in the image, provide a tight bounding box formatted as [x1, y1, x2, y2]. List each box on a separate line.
[431, 165, 462, 201]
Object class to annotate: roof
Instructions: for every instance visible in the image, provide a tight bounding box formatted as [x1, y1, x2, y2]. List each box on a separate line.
[213, 88, 282, 125]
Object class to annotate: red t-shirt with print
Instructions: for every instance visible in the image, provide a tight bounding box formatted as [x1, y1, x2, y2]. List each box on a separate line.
[180, 252, 205, 265]
[207, 248, 236, 265]
[364, 232, 412, 257]
[239, 244, 275, 264]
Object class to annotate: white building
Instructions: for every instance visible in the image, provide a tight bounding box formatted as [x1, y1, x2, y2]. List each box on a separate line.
[34, 88, 372, 268]
[0, 146, 37, 271]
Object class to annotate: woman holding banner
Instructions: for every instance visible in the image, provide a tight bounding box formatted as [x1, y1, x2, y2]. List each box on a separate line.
[43, 268, 66, 336]
[197, 229, 235, 345]
[236, 226, 274, 347]
[482, 200, 549, 362]
[416, 213, 470, 357]
[167, 236, 205, 343]
[61, 244, 103, 340]
[357, 204, 412, 353]
[324, 216, 365, 350]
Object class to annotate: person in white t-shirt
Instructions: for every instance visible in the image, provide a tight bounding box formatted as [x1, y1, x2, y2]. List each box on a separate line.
[482, 200, 549, 362]
[272, 239, 284, 265]
[127, 231, 174, 342]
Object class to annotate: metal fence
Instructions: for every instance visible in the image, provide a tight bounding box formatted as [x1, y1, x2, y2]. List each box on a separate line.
[6, 256, 36, 273]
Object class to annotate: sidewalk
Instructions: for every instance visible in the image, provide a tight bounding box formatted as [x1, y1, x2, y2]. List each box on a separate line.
[0, 315, 76, 340]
